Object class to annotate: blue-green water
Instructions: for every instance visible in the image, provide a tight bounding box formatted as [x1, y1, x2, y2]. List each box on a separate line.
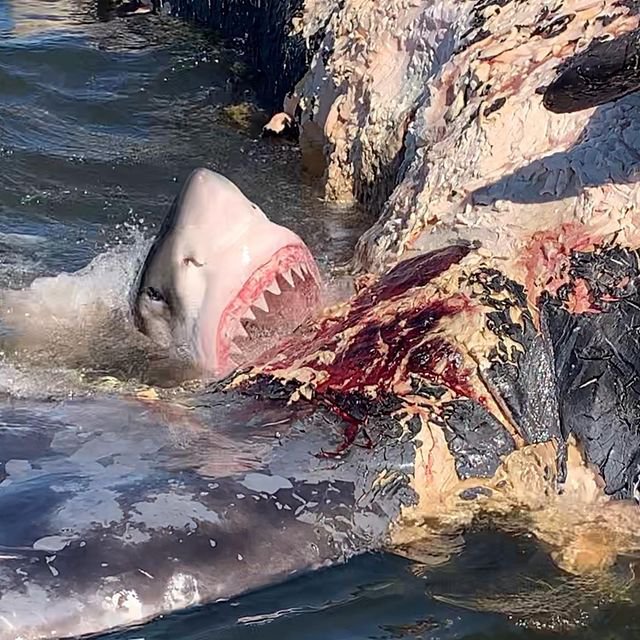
[1, 2, 640, 639]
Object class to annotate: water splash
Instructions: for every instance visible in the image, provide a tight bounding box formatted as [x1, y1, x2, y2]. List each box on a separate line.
[0, 229, 197, 398]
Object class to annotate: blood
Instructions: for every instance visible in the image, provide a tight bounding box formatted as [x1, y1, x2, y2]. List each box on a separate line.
[564, 278, 597, 314]
[314, 296, 472, 394]
[406, 337, 477, 400]
[261, 244, 474, 373]
[306, 296, 477, 454]
[352, 244, 472, 313]
[251, 245, 479, 454]
[317, 401, 373, 458]
[521, 222, 600, 306]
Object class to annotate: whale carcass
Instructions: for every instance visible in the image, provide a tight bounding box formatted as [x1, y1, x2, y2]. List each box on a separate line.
[1, 0, 640, 637]
[229, 0, 640, 573]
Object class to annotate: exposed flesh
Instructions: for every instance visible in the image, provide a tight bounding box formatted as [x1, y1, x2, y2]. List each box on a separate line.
[228, 0, 640, 575]
[290, 0, 640, 273]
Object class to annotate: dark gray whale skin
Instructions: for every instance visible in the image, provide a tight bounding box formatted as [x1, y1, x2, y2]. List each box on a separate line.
[0, 391, 415, 639]
[543, 27, 640, 113]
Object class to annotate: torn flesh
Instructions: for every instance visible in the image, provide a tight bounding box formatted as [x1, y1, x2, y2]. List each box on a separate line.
[228, 0, 640, 574]
[289, 0, 640, 272]
[228, 237, 640, 576]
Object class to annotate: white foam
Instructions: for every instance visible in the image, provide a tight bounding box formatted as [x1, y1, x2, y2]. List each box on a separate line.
[0, 232, 46, 246]
[0, 232, 161, 397]
[6, 232, 149, 318]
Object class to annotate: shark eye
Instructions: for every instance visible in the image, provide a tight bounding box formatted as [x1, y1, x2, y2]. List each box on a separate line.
[145, 286, 165, 303]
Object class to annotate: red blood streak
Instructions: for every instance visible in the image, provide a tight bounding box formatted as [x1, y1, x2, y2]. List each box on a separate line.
[260, 245, 473, 375]
[314, 296, 472, 395]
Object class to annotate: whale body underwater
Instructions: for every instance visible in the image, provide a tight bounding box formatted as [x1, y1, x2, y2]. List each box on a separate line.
[7, 3, 640, 638]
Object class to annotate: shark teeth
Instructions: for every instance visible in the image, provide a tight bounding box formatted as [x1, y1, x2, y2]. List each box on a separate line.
[240, 261, 314, 325]
[229, 341, 243, 357]
[235, 323, 249, 339]
[281, 269, 295, 287]
[253, 294, 269, 313]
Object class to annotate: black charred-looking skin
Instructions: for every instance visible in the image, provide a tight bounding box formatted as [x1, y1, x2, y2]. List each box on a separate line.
[543, 27, 640, 113]
[545, 247, 640, 498]
[468, 269, 564, 448]
[458, 0, 526, 53]
[242, 243, 640, 502]
[473, 246, 640, 499]
[440, 399, 516, 480]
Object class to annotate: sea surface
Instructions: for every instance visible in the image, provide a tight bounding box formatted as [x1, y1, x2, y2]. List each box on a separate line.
[1, 2, 640, 639]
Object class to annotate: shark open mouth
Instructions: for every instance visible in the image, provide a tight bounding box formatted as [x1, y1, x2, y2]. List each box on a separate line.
[216, 243, 321, 373]
[132, 167, 324, 380]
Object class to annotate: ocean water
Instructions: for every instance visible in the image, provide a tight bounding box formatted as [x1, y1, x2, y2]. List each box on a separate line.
[1, 2, 640, 639]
